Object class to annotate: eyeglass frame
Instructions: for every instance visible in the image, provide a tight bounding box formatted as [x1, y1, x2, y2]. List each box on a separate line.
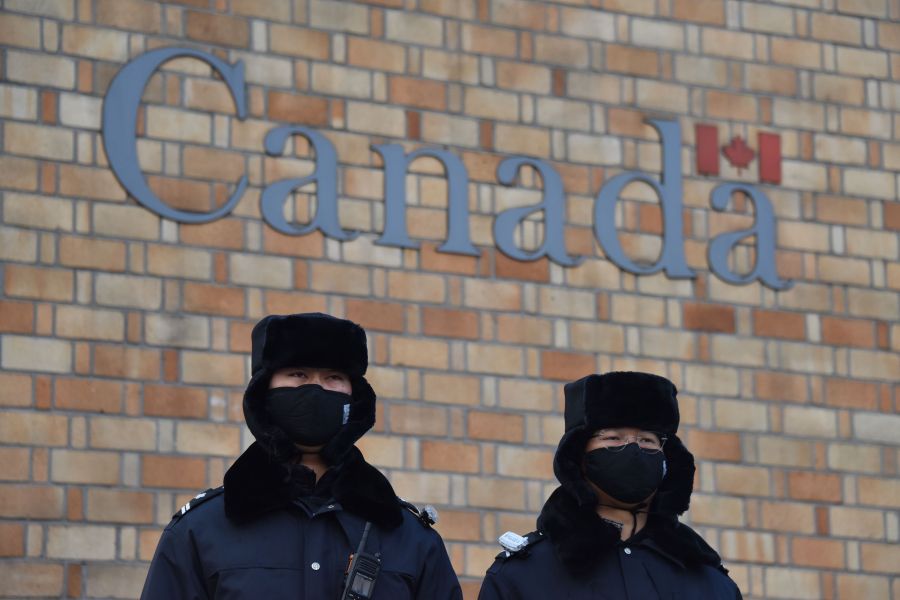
[588, 429, 668, 454]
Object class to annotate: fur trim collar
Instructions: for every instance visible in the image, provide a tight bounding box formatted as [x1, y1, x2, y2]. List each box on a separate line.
[223, 442, 403, 529]
[538, 486, 722, 575]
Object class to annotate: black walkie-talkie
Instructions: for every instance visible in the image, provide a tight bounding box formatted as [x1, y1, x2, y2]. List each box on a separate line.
[341, 522, 381, 600]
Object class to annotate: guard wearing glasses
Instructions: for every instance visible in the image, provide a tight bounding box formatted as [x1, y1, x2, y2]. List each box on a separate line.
[479, 371, 742, 599]
[141, 313, 462, 599]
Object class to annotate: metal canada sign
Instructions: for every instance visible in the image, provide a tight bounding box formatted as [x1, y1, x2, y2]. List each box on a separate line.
[102, 48, 791, 290]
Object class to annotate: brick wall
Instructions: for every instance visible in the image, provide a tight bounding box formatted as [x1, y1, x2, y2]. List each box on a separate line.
[1, 0, 898, 598]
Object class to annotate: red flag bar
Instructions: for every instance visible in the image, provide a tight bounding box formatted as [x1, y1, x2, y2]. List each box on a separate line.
[758, 132, 782, 184]
[695, 124, 719, 176]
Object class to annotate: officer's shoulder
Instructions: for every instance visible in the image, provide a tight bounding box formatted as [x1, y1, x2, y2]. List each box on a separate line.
[398, 498, 439, 529]
[493, 530, 546, 562]
[168, 486, 225, 526]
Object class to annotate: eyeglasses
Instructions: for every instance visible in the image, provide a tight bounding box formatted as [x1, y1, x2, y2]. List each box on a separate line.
[591, 430, 667, 454]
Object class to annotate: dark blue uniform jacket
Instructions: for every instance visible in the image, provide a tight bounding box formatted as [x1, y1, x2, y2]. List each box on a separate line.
[141, 443, 461, 600]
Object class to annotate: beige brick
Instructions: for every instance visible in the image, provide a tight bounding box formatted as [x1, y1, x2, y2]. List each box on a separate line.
[145, 314, 210, 349]
[539, 287, 595, 319]
[90, 417, 157, 452]
[827, 443, 881, 473]
[683, 365, 739, 396]
[0, 155, 38, 191]
[845, 168, 895, 199]
[853, 412, 900, 444]
[778, 342, 834, 374]
[715, 464, 771, 496]
[857, 477, 900, 508]
[771, 38, 822, 69]
[719, 530, 776, 563]
[464, 88, 519, 121]
[701, 28, 754, 59]
[0, 563, 64, 597]
[536, 98, 591, 131]
[420, 113, 479, 148]
[0, 226, 38, 262]
[422, 49, 479, 84]
[389, 337, 448, 370]
[714, 399, 767, 431]
[146, 106, 211, 144]
[494, 123, 550, 156]
[58, 93, 102, 129]
[641, 329, 696, 360]
[181, 351, 246, 386]
[534, 34, 589, 67]
[497, 446, 554, 480]
[0, 411, 67, 446]
[91, 203, 159, 240]
[386, 272, 446, 303]
[5, 50, 75, 89]
[496, 61, 551, 94]
[463, 280, 521, 311]
[811, 13, 862, 44]
[783, 406, 837, 437]
[271, 24, 330, 59]
[813, 74, 865, 106]
[569, 322, 625, 353]
[56, 306, 124, 341]
[741, 3, 794, 35]
[689, 494, 745, 526]
[147, 245, 212, 280]
[85, 563, 148, 599]
[385, 10, 443, 46]
[422, 373, 481, 406]
[96, 274, 162, 310]
[356, 435, 404, 468]
[611, 295, 666, 325]
[498, 379, 556, 412]
[860, 542, 900, 573]
[1, 335, 71, 373]
[837, 0, 887, 17]
[636, 80, 689, 113]
[763, 567, 821, 600]
[61, 24, 128, 61]
[4, 122, 73, 161]
[847, 289, 899, 320]
[466, 343, 523, 376]
[309, 263, 371, 295]
[50, 450, 119, 485]
[675, 56, 728, 86]
[96, 0, 162, 32]
[632, 18, 684, 49]
[0, 83, 37, 120]
[757, 436, 813, 467]
[830, 506, 885, 539]
[841, 109, 893, 140]
[761, 500, 815, 533]
[176, 422, 241, 457]
[346, 102, 405, 137]
[560, 7, 615, 40]
[60, 164, 126, 201]
[837, 575, 890, 600]
[467, 476, 525, 510]
[48, 525, 116, 560]
[309, 0, 369, 34]
[311, 64, 372, 98]
[390, 472, 449, 504]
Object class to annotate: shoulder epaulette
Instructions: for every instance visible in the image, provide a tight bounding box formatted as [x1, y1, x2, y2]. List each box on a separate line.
[399, 499, 438, 528]
[172, 486, 224, 520]
[495, 530, 545, 560]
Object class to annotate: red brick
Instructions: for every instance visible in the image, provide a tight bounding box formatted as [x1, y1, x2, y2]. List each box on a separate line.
[142, 455, 207, 489]
[494, 252, 550, 282]
[180, 218, 245, 250]
[0, 523, 24, 556]
[672, 0, 725, 24]
[606, 44, 658, 77]
[183, 283, 245, 317]
[185, 11, 249, 47]
[0, 300, 34, 334]
[683, 302, 736, 333]
[268, 91, 328, 126]
[753, 309, 806, 340]
[389, 76, 447, 111]
[824, 378, 878, 410]
[792, 537, 845, 569]
[788, 471, 842, 502]
[420, 242, 484, 275]
[229, 321, 255, 353]
[755, 372, 808, 403]
[4, 265, 73, 301]
[54, 378, 122, 413]
[422, 307, 479, 339]
[540, 350, 595, 381]
[685, 430, 742, 461]
[345, 299, 406, 333]
[884, 202, 900, 231]
[58, 236, 127, 271]
[93, 345, 160, 380]
[85, 488, 154, 524]
[143, 385, 208, 419]
[821, 316, 875, 348]
[262, 229, 325, 258]
[0, 484, 63, 518]
[147, 176, 214, 215]
[422, 440, 479, 473]
[468, 411, 524, 442]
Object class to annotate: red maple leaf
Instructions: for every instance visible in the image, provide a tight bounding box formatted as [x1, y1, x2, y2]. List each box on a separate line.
[722, 136, 755, 170]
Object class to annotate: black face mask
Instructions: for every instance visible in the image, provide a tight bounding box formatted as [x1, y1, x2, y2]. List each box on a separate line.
[265, 385, 349, 447]
[584, 443, 666, 505]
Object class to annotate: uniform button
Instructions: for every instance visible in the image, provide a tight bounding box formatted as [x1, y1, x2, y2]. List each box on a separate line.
[311, 562, 321, 571]
[623, 548, 632, 555]
[326, 504, 335, 509]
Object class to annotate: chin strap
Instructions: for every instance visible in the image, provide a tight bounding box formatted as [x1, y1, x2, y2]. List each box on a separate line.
[597, 502, 653, 538]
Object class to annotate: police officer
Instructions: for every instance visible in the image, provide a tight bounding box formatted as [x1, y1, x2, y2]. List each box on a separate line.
[479, 371, 742, 599]
[141, 312, 462, 599]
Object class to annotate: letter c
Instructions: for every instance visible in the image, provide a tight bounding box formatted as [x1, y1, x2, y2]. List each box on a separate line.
[102, 47, 247, 223]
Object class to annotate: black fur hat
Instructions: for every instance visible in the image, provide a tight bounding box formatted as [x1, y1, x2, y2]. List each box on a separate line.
[552, 371, 694, 514]
[243, 313, 376, 464]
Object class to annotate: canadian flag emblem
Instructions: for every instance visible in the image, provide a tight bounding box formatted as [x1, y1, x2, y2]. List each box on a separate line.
[695, 124, 781, 184]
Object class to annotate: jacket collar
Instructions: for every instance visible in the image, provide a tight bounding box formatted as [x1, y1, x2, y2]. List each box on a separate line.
[537, 486, 722, 576]
[223, 442, 403, 529]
